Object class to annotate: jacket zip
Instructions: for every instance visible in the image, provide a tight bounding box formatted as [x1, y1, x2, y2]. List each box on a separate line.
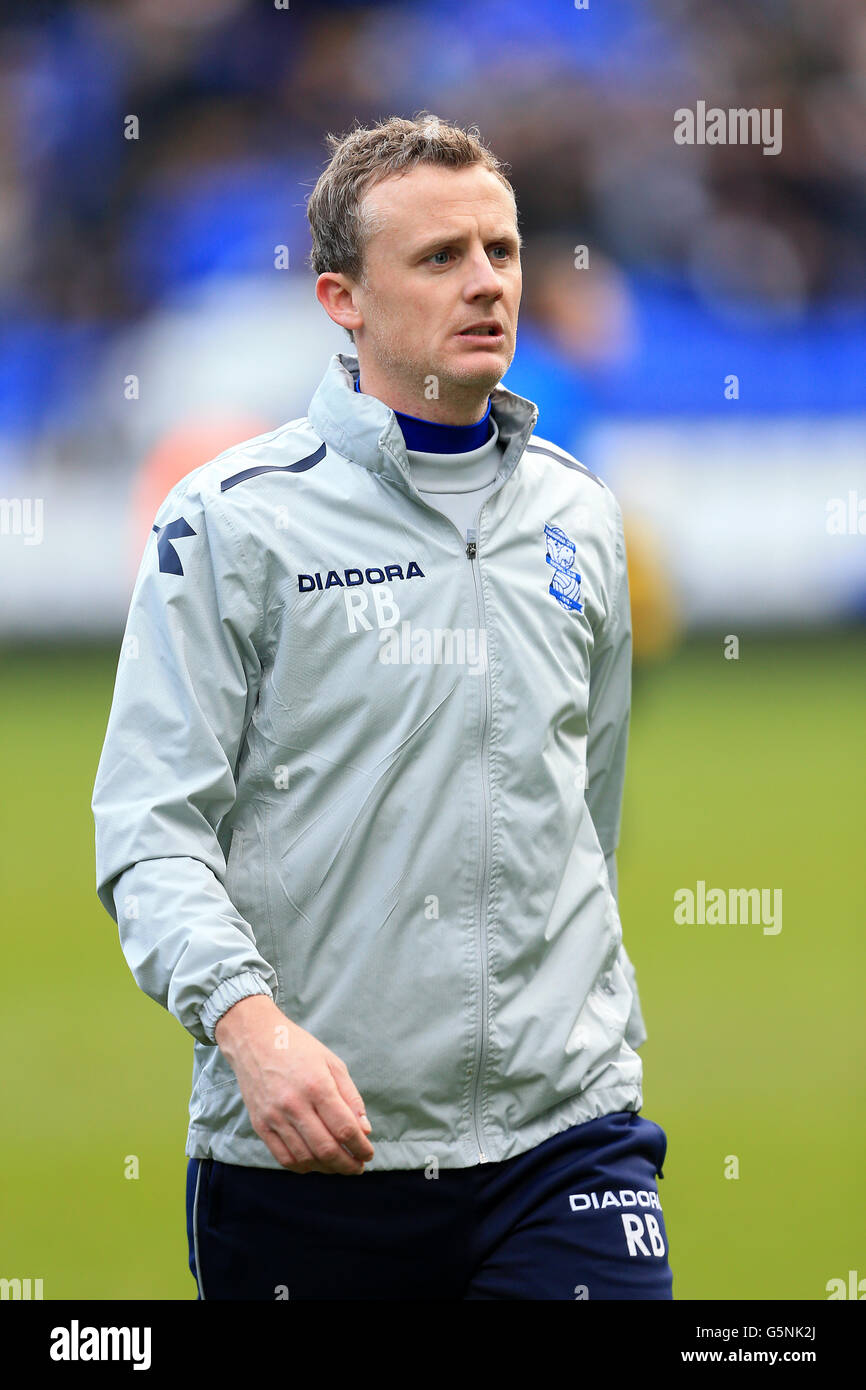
[465, 523, 492, 1163]
[384, 466, 494, 1164]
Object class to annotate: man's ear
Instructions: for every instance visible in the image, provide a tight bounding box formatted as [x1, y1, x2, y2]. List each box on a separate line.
[315, 271, 363, 337]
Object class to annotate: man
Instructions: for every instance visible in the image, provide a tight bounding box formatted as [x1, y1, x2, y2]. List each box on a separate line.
[92, 112, 673, 1300]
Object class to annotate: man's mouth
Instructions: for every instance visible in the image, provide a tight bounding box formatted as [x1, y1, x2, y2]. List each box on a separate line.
[456, 323, 505, 342]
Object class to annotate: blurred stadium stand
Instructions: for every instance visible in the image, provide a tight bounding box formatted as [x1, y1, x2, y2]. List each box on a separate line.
[0, 0, 863, 637]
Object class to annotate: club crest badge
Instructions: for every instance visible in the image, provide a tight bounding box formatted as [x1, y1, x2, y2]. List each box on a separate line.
[544, 522, 583, 612]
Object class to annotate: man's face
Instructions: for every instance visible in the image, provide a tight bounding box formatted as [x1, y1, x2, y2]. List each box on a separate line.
[336, 163, 522, 413]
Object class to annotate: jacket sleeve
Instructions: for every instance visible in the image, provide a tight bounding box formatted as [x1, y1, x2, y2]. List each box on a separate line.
[91, 481, 278, 1046]
[585, 500, 648, 1050]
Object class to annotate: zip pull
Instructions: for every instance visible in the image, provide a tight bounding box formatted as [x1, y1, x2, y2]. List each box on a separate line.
[465, 527, 477, 560]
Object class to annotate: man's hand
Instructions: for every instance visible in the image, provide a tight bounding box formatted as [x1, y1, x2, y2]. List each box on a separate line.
[214, 995, 374, 1175]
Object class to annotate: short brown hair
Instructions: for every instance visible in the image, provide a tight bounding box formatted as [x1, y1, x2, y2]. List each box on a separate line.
[306, 111, 519, 343]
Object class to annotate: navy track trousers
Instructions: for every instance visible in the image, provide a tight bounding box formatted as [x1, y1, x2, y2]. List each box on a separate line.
[186, 1109, 673, 1300]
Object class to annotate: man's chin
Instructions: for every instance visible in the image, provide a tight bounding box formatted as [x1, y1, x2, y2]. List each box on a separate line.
[438, 344, 512, 394]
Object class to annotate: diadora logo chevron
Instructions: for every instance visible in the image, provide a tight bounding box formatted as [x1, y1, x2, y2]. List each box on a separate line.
[544, 522, 583, 612]
[152, 517, 196, 576]
[298, 561, 425, 592]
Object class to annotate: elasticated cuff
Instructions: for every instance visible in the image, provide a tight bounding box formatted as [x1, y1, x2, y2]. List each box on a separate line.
[200, 972, 275, 1044]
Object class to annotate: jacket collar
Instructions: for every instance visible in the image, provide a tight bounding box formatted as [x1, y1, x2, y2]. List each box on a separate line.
[307, 351, 539, 496]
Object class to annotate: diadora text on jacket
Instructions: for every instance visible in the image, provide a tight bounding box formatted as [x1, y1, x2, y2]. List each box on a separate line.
[92, 351, 648, 1171]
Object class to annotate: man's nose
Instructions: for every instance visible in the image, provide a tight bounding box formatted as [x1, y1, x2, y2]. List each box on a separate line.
[463, 250, 505, 300]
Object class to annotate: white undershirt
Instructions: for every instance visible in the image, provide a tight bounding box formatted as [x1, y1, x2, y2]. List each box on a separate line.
[405, 416, 504, 545]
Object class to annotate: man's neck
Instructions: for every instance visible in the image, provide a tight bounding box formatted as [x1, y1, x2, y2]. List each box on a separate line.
[354, 376, 492, 453]
[352, 361, 492, 426]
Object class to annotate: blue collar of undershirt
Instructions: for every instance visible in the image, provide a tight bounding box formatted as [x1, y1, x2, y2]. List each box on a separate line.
[354, 376, 492, 453]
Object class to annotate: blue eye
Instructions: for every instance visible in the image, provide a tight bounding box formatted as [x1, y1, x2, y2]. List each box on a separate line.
[428, 245, 513, 265]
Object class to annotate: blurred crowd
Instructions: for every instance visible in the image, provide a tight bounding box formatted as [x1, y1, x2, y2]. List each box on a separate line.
[0, 0, 864, 473]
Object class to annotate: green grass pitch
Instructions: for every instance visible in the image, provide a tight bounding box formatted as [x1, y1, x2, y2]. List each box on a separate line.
[0, 630, 862, 1299]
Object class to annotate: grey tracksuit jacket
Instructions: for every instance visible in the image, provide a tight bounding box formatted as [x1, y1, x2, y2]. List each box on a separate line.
[91, 349, 647, 1171]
